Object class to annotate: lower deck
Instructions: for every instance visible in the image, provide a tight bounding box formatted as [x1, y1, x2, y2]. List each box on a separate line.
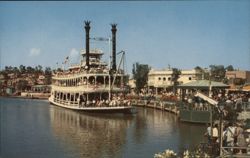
[49, 96, 134, 113]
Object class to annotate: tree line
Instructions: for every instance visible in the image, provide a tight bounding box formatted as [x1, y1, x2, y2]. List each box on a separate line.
[2, 65, 52, 76]
[0, 65, 53, 92]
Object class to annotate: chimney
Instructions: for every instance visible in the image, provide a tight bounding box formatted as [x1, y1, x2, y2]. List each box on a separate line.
[84, 21, 91, 70]
[111, 24, 117, 71]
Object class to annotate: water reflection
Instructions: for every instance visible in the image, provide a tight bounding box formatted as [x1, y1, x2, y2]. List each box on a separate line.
[177, 122, 206, 152]
[125, 107, 206, 157]
[49, 106, 134, 158]
[1, 98, 206, 158]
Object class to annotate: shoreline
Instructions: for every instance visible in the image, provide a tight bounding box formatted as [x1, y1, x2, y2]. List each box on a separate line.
[0, 95, 49, 100]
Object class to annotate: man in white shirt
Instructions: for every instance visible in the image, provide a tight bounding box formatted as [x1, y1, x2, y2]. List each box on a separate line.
[212, 124, 219, 143]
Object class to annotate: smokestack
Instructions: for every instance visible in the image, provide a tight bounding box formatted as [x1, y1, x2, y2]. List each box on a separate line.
[84, 21, 91, 70]
[111, 24, 117, 71]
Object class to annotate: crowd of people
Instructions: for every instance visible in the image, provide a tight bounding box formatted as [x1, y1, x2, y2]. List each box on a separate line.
[205, 122, 250, 155]
[78, 94, 132, 108]
[212, 90, 250, 106]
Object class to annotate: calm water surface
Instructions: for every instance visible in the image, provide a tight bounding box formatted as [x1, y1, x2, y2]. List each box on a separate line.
[0, 98, 206, 158]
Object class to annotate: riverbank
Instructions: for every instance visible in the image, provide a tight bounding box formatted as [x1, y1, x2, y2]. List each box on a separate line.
[0, 94, 49, 100]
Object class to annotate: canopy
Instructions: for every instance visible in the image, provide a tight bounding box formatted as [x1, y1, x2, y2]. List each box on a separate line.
[242, 85, 250, 92]
[178, 80, 229, 89]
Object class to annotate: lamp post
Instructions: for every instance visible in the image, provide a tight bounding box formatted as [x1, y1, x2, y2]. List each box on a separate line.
[209, 71, 213, 141]
[219, 104, 224, 157]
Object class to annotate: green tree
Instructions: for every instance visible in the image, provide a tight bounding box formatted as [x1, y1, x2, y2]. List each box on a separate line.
[13, 67, 20, 77]
[35, 65, 43, 74]
[209, 65, 226, 82]
[44, 67, 52, 85]
[194, 66, 203, 80]
[132, 62, 150, 93]
[171, 68, 181, 94]
[26, 66, 35, 74]
[19, 65, 26, 74]
[226, 65, 234, 71]
[16, 80, 28, 91]
[5, 66, 13, 73]
[194, 66, 210, 80]
[56, 68, 63, 72]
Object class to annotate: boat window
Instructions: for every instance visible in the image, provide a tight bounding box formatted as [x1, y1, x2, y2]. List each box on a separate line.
[158, 77, 161, 81]
[189, 77, 192, 80]
[168, 77, 171, 81]
[96, 76, 104, 85]
[163, 77, 166, 81]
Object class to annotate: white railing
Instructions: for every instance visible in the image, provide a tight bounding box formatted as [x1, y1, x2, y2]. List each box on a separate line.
[54, 98, 79, 107]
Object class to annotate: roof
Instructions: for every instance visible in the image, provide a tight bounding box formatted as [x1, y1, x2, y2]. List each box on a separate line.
[242, 85, 250, 91]
[178, 80, 229, 89]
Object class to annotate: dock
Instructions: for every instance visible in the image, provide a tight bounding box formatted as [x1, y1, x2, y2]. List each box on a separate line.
[132, 99, 180, 115]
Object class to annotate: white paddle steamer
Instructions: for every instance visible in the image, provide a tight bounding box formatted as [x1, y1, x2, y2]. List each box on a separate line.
[49, 21, 134, 113]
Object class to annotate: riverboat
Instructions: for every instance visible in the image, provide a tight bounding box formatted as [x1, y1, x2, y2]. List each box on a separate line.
[48, 21, 134, 113]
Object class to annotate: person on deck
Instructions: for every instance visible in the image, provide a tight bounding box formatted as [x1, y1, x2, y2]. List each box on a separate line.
[225, 122, 236, 151]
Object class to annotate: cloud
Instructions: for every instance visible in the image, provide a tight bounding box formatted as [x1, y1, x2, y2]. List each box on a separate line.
[29, 48, 41, 57]
[69, 48, 80, 63]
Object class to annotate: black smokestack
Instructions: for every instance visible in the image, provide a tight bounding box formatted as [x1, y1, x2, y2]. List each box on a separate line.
[111, 24, 117, 71]
[84, 21, 91, 70]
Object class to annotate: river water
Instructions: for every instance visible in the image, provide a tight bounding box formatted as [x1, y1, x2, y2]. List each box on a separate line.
[0, 98, 206, 158]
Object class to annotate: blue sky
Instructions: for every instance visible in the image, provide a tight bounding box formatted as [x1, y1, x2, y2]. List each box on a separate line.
[0, 1, 249, 74]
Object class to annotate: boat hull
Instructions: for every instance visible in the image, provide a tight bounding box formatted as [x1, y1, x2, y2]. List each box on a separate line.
[49, 97, 135, 114]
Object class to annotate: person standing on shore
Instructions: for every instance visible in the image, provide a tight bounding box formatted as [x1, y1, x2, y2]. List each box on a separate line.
[205, 123, 212, 144]
[225, 122, 236, 151]
[212, 124, 219, 155]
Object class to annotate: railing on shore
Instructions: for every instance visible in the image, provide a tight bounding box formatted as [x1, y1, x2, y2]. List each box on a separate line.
[130, 96, 250, 125]
[239, 102, 250, 111]
[196, 142, 250, 158]
[220, 146, 250, 158]
[131, 99, 180, 115]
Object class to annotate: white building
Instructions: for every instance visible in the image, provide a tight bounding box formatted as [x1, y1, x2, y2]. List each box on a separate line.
[128, 78, 136, 93]
[147, 68, 202, 94]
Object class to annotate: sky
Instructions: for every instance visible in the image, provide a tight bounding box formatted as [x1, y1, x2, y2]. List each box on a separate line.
[0, 1, 250, 74]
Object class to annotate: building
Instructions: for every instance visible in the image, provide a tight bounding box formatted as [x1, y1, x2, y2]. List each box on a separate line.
[128, 78, 136, 94]
[225, 70, 250, 89]
[31, 85, 51, 93]
[37, 75, 46, 85]
[6, 87, 15, 95]
[0, 74, 5, 86]
[148, 68, 202, 94]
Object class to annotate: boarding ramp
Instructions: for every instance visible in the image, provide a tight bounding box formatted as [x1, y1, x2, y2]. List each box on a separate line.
[195, 92, 218, 106]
